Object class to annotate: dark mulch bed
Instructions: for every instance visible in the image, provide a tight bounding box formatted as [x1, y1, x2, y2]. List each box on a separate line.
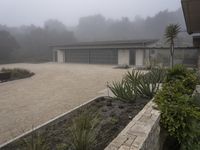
[2, 97, 149, 150]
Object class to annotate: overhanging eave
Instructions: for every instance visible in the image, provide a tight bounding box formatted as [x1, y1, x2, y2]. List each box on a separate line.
[181, 0, 200, 34]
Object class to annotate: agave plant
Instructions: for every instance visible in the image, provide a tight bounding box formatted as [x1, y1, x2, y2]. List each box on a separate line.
[69, 112, 99, 150]
[108, 79, 137, 102]
[136, 74, 159, 99]
[124, 70, 142, 95]
[125, 69, 163, 99]
[109, 68, 164, 101]
[144, 67, 166, 83]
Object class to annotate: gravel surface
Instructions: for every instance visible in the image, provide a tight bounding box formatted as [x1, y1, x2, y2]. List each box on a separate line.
[0, 63, 129, 145]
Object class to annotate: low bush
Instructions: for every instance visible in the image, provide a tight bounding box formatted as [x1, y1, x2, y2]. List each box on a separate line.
[155, 65, 200, 150]
[1, 68, 34, 80]
[165, 64, 188, 82]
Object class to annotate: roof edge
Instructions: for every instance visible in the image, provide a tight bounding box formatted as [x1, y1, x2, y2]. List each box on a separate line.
[50, 39, 159, 48]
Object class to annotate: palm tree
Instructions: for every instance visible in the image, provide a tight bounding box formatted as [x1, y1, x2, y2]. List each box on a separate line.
[165, 24, 181, 68]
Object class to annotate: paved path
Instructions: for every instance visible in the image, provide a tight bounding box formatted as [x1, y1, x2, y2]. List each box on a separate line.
[0, 63, 129, 145]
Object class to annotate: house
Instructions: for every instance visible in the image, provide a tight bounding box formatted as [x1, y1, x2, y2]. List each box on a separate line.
[181, 0, 200, 66]
[181, 0, 200, 35]
[51, 39, 198, 67]
[51, 40, 158, 66]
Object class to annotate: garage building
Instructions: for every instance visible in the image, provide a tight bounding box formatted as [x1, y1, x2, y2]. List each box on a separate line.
[52, 39, 198, 67]
[52, 40, 157, 66]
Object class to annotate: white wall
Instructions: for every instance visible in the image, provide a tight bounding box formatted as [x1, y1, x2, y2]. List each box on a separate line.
[135, 50, 144, 66]
[118, 50, 130, 65]
[57, 50, 65, 63]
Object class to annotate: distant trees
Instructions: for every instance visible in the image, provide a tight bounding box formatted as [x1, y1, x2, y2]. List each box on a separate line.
[165, 24, 181, 68]
[74, 8, 186, 41]
[44, 19, 67, 32]
[0, 8, 189, 63]
[6, 20, 77, 62]
[0, 30, 19, 63]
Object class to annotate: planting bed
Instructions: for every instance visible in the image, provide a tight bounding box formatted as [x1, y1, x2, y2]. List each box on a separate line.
[1, 96, 149, 150]
[0, 68, 34, 82]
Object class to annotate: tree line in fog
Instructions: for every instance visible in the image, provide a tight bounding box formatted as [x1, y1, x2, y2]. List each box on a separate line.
[0, 8, 190, 63]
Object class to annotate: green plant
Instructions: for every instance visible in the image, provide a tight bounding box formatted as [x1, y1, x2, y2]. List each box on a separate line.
[69, 112, 99, 150]
[165, 65, 200, 94]
[110, 117, 119, 125]
[155, 66, 200, 150]
[56, 143, 69, 150]
[165, 65, 188, 82]
[23, 132, 47, 150]
[125, 69, 163, 99]
[109, 69, 164, 101]
[164, 24, 181, 68]
[108, 80, 137, 102]
[136, 74, 159, 99]
[144, 67, 166, 83]
[1, 68, 34, 80]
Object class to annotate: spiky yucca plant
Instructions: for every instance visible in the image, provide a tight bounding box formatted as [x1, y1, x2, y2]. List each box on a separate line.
[164, 24, 181, 68]
[108, 80, 137, 102]
[125, 69, 164, 99]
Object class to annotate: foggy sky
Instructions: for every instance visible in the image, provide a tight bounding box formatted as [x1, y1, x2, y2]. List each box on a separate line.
[0, 0, 181, 27]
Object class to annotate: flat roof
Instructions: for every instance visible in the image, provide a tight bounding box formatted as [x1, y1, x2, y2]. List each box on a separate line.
[50, 39, 158, 49]
[182, 0, 200, 34]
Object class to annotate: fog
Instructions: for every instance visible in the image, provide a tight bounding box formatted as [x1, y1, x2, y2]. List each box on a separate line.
[1, 0, 181, 26]
[0, 0, 191, 64]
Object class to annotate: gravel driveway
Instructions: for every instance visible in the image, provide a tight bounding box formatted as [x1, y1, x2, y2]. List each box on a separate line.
[0, 63, 129, 145]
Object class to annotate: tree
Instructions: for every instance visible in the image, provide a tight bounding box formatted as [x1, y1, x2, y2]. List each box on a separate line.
[164, 24, 181, 68]
[44, 19, 67, 33]
[0, 30, 19, 63]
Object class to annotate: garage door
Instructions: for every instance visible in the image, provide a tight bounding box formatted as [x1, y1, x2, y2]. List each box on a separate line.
[65, 49, 118, 64]
[90, 49, 118, 64]
[65, 49, 89, 63]
[129, 50, 135, 65]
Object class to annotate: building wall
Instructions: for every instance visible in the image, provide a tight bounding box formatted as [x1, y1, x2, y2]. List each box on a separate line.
[57, 50, 65, 63]
[118, 50, 130, 65]
[193, 36, 200, 69]
[55, 48, 147, 66]
[135, 50, 144, 66]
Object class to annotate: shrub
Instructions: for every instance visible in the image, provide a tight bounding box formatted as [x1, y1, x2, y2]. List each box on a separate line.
[165, 65, 190, 82]
[155, 65, 200, 150]
[1, 68, 34, 80]
[69, 112, 99, 150]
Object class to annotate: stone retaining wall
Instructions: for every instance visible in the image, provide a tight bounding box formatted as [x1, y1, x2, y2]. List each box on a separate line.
[105, 100, 160, 150]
